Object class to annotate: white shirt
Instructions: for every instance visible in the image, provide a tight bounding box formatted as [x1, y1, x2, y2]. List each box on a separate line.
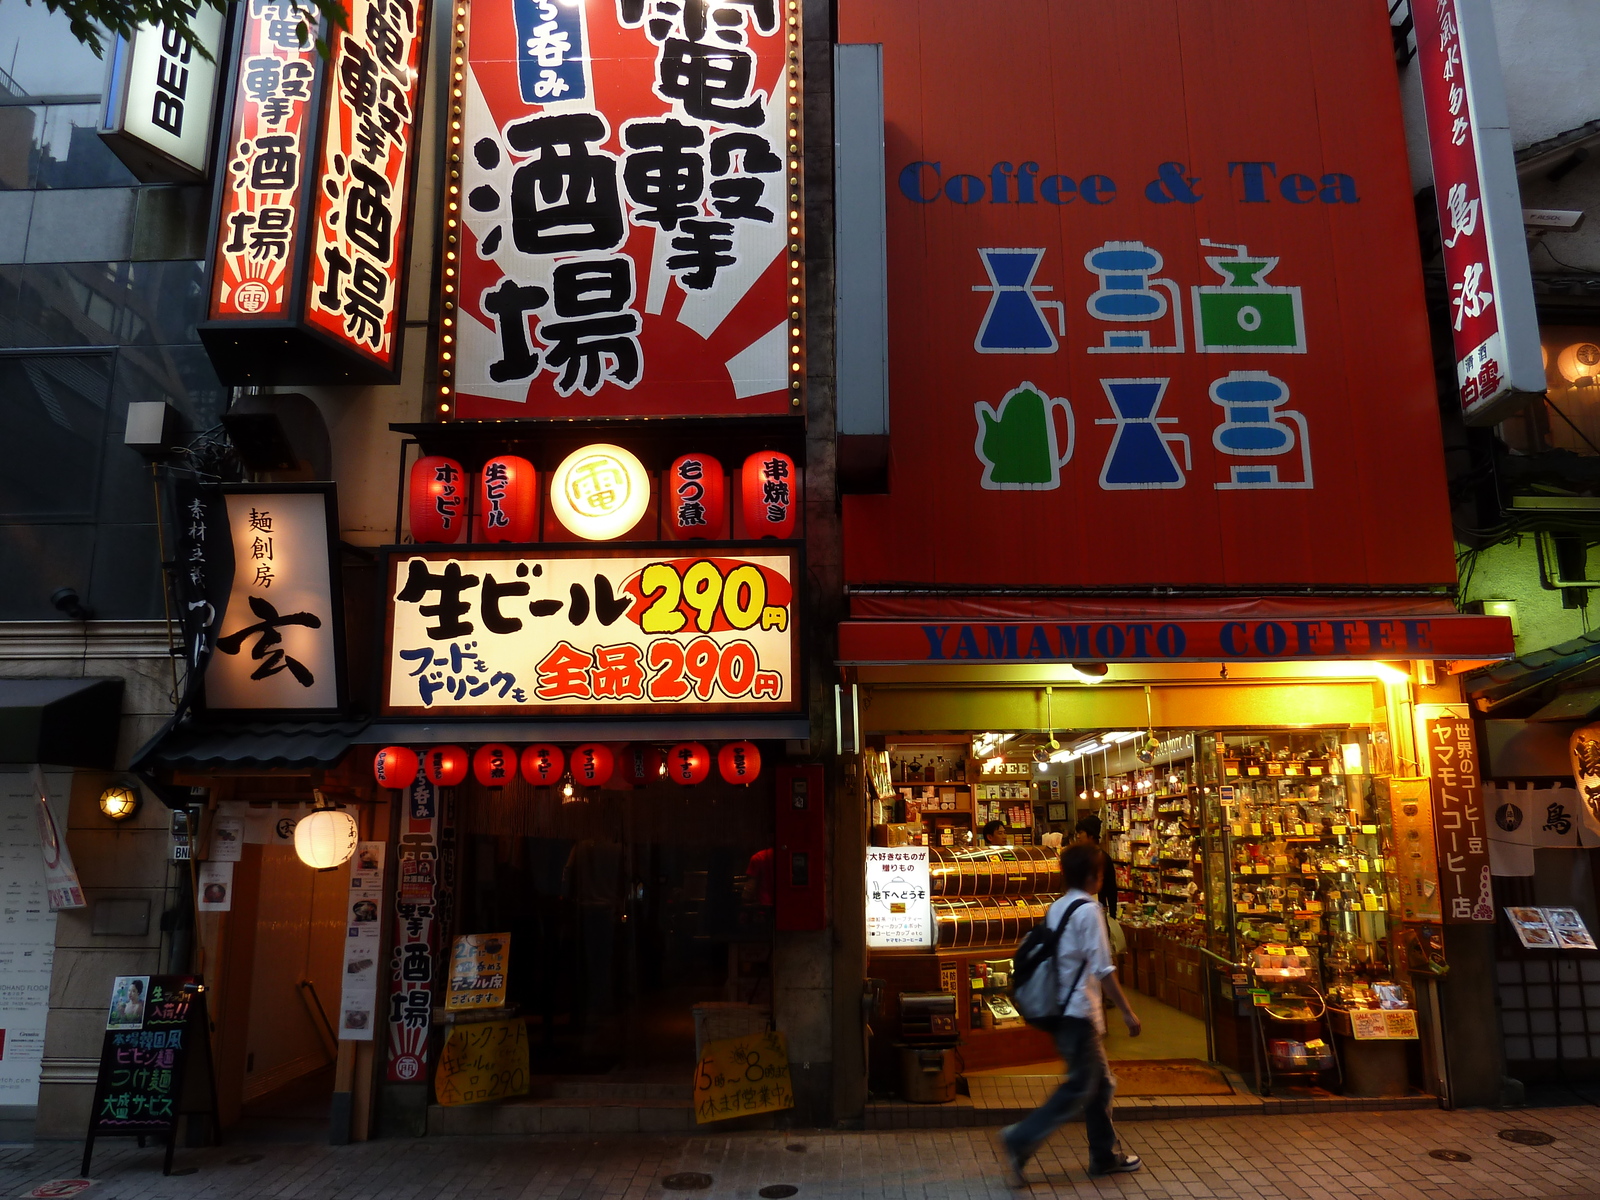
[1047, 889, 1116, 1033]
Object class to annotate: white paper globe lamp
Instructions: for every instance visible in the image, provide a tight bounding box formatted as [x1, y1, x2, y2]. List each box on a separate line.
[294, 807, 359, 870]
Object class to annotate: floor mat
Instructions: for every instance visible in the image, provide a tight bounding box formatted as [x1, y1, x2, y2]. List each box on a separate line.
[1108, 1058, 1234, 1096]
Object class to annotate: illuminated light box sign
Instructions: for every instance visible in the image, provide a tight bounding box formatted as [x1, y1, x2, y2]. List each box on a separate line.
[198, 0, 426, 385]
[839, 0, 1463, 591]
[439, 0, 804, 419]
[382, 546, 801, 715]
[204, 485, 346, 712]
[98, 2, 227, 182]
[837, 615, 1515, 664]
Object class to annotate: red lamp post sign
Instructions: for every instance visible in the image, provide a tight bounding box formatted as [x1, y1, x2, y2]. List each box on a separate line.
[477, 455, 537, 542]
[718, 741, 761, 785]
[665, 454, 728, 540]
[373, 745, 418, 787]
[473, 743, 517, 788]
[668, 742, 711, 786]
[423, 745, 469, 787]
[409, 456, 466, 543]
[521, 744, 564, 787]
[571, 743, 614, 787]
[741, 452, 797, 538]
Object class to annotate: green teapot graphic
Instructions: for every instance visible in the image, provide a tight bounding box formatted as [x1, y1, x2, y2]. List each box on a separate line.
[974, 382, 1075, 490]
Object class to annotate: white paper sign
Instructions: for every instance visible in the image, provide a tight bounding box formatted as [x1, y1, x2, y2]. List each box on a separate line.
[865, 847, 932, 949]
[338, 841, 385, 1040]
[0, 772, 61, 1105]
[209, 816, 244, 862]
[196, 860, 234, 911]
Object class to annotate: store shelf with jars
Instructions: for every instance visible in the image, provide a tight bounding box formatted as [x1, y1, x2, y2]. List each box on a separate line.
[1103, 761, 1203, 918]
[1196, 730, 1416, 1094]
[873, 741, 977, 847]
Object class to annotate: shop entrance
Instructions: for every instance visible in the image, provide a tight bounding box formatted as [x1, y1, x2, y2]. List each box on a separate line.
[213, 841, 348, 1136]
[458, 775, 774, 1074]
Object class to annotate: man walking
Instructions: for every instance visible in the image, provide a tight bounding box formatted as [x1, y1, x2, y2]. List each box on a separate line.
[998, 843, 1141, 1183]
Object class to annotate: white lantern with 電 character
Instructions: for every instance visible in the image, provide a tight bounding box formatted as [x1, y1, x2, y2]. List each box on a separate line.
[294, 794, 359, 870]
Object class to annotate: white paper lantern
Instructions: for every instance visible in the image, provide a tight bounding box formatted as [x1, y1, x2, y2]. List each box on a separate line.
[294, 807, 359, 870]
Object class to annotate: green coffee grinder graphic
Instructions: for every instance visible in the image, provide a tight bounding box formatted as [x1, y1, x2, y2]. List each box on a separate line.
[974, 382, 1075, 490]
[1191, 239, 1305, 354]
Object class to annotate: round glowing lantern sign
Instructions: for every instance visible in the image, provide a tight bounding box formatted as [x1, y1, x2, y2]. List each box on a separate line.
[373, 746, 418, 788]
[741, 450, 796, 539]
[549, 443, 650, 541]
[521, 744, 565, 787]
[423, 745, 469, 787]
[409, 456, 466, 544]
[664, 453, 728, 540]
[718, 741, 761, 785]
[294, 806, 360, 870]
[620, 744, 663, 787]
[668, 742, 711, 786]
[571, 743, 614, 787]
[477, 455, 537, 542]
[473, 744, 517, 789]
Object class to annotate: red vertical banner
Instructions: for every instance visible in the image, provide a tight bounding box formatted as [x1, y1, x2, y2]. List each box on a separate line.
[302, 0, 426, 369]
[1423, 715, 1494, 924]
[208, 0, 322, 320]
[387, 772, 440, 1082]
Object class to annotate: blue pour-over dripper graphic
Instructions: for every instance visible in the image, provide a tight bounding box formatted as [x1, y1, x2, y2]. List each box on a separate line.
[1095, 378, 1191, 490]
[972, 248, 1065, 354]
[1209, 371, 1313, 489]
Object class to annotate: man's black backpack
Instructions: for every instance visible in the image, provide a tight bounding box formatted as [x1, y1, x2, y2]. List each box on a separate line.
[1010, 898, 1090, 1031]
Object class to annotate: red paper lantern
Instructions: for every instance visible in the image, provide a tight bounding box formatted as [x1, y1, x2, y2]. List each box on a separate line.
[571, 743, 614, 787]
[664, 453, 728, 540]
[476, 455, 538, 542]
[717, 741, 761, 785]
[520, 743, 564, 787]
[473, 743, 517, 789]
[409, 455, 466, 543]
[668, 742, 711, 785]
[373, 746, 418, 788]
[620, 744, 664, 787]
[423, 745, 469, 787]
[741, 451, 797, 538]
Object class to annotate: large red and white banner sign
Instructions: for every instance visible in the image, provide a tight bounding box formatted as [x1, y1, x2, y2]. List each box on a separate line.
[383, 546, 801, 715]
[1411, 0, 1542, 426]
[441, 0, 802, 418]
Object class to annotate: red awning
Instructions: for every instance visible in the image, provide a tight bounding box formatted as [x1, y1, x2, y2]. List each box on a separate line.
[847, 593, 1461, 622]
[838, 612, 1514, 665]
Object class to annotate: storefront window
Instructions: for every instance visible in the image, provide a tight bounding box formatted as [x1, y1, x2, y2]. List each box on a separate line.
[1497, 324, 1600, 457]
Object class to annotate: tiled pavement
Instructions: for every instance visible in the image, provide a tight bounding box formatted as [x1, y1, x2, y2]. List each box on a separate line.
[5, 1104, 1600, 1199]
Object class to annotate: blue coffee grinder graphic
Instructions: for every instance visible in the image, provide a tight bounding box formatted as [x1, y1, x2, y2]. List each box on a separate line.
[1209, 371, 1312, 489]
[972, 248, 1066, 353]
[1083, 241, 1184, 353]
[1095, 378, 1191, 490]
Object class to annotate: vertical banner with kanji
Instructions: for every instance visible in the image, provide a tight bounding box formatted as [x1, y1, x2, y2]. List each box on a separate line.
[1420, 708, 1494, 923]
[441, 0, 804, 418]
[1411, 0, 1541, 425]
[387, 772, 439, 1082]
[302, 0, 425, 369]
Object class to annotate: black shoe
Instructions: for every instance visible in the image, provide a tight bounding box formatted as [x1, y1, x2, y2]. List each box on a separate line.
[996, 1126, 1028, 1187]
[1089, 1153, 1142, 1176]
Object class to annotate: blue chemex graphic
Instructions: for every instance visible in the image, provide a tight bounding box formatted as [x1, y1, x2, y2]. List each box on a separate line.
[973, 248, 1065, 353]
[515, 0, 589, 104]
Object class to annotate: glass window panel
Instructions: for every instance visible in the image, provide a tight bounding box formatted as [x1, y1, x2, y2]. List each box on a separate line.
[0, 353, 112, 519]
[114, 343, 227, 431]
[87, 520, 163, 619]
[36, 104, 136, 188]
[19, 261, 131, 345]
[119, 259, 207, 346]
[0, 104, 39, 188]
[0, 522, 95, 618]
[0, 6, 107, 100]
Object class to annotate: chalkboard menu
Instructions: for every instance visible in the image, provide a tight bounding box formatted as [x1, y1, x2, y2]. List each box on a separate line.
[82, 975, 216, 1176]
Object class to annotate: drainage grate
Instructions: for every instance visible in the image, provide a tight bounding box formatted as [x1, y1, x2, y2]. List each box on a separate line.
[662, 1172, 714, 1190]
[785, 1144, 807, 1153]
[1499, 1129, 1556, 1146]
[759, 1187, 798, 1198]
[1427, 1150, 1471, 1162]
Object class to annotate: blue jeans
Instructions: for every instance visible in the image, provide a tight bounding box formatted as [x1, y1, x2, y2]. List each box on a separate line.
[1002, 1016, 1117, 1165]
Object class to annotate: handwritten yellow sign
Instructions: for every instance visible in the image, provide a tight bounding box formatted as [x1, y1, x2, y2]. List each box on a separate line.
[434, 1018, 529, 1106]
[446, 932, 510, 1010]
[693, 1030, 793, 1124]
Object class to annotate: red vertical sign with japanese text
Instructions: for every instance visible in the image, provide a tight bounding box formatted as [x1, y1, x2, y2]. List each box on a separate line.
[1411, 0, 1539, 424]
[387, 771, 439, 1083]
[1423, 715, 1494, 924]
[302, 0, 425, 369]
[208, 0, 321, 319]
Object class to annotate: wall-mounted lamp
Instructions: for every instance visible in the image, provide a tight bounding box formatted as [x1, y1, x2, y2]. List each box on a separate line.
[98, 784, 140, 821]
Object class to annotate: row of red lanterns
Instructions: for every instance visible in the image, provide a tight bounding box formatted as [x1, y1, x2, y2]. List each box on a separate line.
[372, 741, 761, 790]
[409, 451, 797, 544]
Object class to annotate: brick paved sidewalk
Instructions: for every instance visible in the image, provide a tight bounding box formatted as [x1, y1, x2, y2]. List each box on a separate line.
[3, 1104, 1597, 1200]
